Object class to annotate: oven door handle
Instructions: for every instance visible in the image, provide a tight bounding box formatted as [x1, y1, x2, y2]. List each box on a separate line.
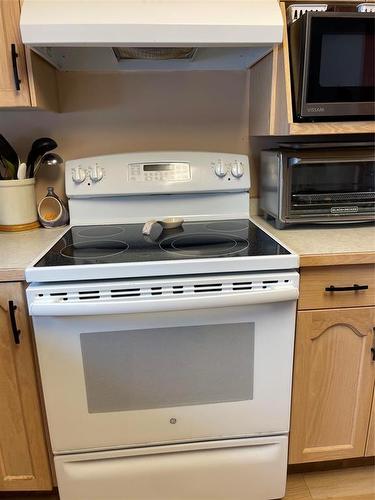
[28, 287, 299, 316]
[288, 157, 374, 166]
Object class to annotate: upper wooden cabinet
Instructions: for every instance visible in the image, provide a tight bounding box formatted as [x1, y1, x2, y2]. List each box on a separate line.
[0, 282, 52, 491]
[249, 2, 375, 136]
[289, 306, 375, 464]
[0, 0, 58, 110]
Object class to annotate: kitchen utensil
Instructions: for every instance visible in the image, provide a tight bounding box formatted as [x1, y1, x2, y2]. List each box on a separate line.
[26, 137, 58, 177]
[0, 135, 19, 175]
[142, 217, 184, 235]
[33, 153, 63, 177]
[17, 162, 27, 180]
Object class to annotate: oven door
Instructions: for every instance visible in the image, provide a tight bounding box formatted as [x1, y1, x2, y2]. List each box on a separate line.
[283, 153, 375, 222]
[28, 272, 298, 454]
[291, 12, 375, 120]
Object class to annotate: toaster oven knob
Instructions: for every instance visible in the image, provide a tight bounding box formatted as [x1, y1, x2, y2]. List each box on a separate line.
[231, 161, 244, 178]
[72, 167, 86, 184]
[89, 166, 103, 182]
[214, 160, 227, 178]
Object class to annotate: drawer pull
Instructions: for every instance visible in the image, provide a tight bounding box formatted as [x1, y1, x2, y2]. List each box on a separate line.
[372, 328, 375, 362]
[8, 300, 21, 345]
[11, 44, 21, 91]
[325, 284, 369, 293]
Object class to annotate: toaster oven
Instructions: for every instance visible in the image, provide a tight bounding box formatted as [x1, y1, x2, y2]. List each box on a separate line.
[260, 143, 375, 228]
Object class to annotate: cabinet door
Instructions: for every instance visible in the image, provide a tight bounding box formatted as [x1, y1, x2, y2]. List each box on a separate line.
[0, 0, 31, 106]
[0, 282, 52, 491]
[365, 385, 375, 456]
[289, 307, 375, 464]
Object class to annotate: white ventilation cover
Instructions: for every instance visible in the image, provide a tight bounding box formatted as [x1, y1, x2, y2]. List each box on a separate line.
[287, 4, 327, 23]
[32, 275, 294, 305]
[357, 3, 375, 12]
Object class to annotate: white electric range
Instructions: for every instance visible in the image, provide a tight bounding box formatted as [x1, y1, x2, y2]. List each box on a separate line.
[26, 152, 299, 500]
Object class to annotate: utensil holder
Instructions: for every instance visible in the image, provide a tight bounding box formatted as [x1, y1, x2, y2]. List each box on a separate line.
[0, 178, 39, 231]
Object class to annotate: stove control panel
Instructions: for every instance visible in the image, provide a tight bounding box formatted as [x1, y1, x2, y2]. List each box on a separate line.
[128, 162, 191, 182]
[66, 152, 250, 197]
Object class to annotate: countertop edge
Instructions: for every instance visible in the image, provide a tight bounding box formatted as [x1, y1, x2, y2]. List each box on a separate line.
[300, 251, 375, 267]
[0, 268, 25, 282]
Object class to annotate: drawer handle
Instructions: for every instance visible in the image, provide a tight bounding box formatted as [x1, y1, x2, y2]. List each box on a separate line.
[8, 300, 21, 345]
[372, 328, 375, 362]
[325, 284, 369, 293]
[11, 44, 21, 91]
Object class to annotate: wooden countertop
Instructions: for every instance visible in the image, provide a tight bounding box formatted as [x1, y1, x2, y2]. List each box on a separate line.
[251, 216, 375, 267]
[0, 227, 67, 281]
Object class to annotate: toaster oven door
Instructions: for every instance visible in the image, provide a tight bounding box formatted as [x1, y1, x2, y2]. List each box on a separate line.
[284, 155, 375, 222]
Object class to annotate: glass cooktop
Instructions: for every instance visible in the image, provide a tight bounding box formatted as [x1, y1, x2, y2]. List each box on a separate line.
[35, 220, 290, 268]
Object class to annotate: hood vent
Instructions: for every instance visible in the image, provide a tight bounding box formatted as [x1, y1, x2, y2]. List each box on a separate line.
[20, 0, 283, 71]
[113, 47, 197, 61]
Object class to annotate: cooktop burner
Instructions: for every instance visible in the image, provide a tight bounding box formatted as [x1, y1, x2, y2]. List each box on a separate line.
[160, 233, 249, 257]
[206, 221, 249, 232]
[35, 219, 290, 268]
[60, 240, 129, 260]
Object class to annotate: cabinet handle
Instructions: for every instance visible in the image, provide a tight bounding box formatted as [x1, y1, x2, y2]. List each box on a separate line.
[372, 328, 375, 362]
[8, 301, 21, 344]
[11, 44, 21, 91]
[325, 284, 369, 292]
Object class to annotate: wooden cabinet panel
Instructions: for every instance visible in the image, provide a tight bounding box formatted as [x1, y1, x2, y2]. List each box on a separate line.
[365, 386, 375, 457]
[298, 265, 375, 311]
[0, 0, 31, 106]
[289, 307, 375, 464]
[0, 282, 52, 491]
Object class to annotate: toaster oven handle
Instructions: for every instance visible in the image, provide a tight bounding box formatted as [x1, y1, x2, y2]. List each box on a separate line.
[325, 284, 369, 293]
[289, 157, 374, 166]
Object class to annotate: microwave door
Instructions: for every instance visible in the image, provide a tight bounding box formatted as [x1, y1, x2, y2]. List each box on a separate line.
[296, 12, 375, 120]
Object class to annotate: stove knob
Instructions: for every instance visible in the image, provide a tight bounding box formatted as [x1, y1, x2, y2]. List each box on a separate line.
[89, 166, 103, 182]
[215, 160, 227, 178]
[231, 161, 244, 178]
[72, 167, 86, 184]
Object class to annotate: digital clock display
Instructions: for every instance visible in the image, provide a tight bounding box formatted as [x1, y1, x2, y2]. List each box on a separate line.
[143, 164, 176, 171]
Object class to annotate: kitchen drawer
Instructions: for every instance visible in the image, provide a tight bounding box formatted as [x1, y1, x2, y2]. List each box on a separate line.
[298, 264, 375, 310]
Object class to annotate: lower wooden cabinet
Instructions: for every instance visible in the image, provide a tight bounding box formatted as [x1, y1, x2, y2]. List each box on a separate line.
[289, 306, 375, 464]
[365, 386, 375, 457]
[0, 282, 52, 491]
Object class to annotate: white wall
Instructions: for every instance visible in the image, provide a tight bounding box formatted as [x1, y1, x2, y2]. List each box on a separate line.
[0, 70, 250, 201]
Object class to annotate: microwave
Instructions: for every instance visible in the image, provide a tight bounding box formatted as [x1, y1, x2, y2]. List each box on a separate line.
[289, 11, 375, 121]
[260, 143, 375, 229]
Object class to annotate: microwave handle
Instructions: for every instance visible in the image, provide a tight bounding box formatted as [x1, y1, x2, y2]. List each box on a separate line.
[288, 157, 374, 166]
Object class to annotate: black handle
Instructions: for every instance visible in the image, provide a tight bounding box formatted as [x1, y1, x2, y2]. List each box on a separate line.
[8, 301, 21, 345]
[372, 328, 375, 362]
[11, 44, 21, 91]
[325, 284, 369, 292]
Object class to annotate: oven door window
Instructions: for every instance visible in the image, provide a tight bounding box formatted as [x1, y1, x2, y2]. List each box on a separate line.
[306, 17, 374, 103]
[81, 323, 255, 413]
[289, 159, 375, 216]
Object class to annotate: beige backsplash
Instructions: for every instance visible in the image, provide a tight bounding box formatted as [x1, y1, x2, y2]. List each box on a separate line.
[0, 70, 250, 202]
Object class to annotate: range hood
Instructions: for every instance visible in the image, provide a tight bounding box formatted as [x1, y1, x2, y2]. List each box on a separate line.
[20, 0, 283, 71]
